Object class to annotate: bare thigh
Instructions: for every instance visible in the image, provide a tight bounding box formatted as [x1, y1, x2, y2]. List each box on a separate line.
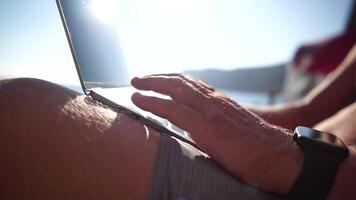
[0, 78, 160, 199]
[314, 101, 356, 145]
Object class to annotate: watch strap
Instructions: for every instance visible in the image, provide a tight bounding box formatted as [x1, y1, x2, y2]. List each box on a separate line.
[286, 147, 343, 200]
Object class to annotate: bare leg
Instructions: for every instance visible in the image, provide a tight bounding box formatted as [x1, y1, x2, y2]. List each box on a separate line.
[0, 78, 160, 199]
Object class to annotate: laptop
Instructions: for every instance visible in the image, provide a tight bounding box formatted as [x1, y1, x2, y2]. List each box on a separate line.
[55, 0, 199, 149]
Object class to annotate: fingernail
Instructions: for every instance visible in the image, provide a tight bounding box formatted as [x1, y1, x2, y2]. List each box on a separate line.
[132, 92, 144, 100]
[131, 77, 141, 85]
[131, 92, 146, 105]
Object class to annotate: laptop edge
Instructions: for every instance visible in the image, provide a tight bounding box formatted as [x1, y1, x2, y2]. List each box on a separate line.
[55, 0, 201, 150]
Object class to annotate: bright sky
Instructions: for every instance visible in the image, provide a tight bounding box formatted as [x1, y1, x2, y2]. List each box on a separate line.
[0, 0, 352, 85]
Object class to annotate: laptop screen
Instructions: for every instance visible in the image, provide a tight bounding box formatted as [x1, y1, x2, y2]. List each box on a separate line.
[57, 0, 129, 90]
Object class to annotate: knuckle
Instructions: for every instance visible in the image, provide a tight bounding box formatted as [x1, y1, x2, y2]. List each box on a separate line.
[176, 77, 186, 85]
[172, 78, 187, 96]
[176, 73, 185, 79]
[202, 82, 215, 92]
[171, 77, 183, 87]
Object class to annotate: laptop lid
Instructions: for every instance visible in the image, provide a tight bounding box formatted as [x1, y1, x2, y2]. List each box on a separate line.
[56, 0, 129, 94]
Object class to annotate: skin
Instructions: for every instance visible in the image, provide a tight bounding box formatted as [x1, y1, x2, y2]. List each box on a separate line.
[0, 78, 160, 199]
[131, 74, 304, 194]
[251, 45, 356, 144]
[131, 46, 356, 199]
[0, 49, 354, 199]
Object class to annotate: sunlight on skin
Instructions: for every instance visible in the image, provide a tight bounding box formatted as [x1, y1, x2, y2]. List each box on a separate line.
[59, 94, 157, 148]
[144, 125, 151, 140]
[60, 96, 117, 133]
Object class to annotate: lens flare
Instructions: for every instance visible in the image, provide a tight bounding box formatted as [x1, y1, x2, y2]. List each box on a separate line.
[89, 0, 116, 24]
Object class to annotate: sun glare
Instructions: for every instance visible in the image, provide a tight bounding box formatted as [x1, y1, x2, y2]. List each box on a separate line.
[89, 0, 116, 24]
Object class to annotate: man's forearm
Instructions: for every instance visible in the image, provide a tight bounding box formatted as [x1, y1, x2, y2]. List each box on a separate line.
[209, 114, 356, 199]
[203, 115, 304, 194]
[206, 115, 356, 199]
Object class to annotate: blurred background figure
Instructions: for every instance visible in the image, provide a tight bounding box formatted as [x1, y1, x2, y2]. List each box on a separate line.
[187, 1, 356, 104]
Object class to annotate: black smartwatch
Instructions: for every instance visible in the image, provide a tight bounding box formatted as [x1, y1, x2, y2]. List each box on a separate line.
[286, 126, 349, 200]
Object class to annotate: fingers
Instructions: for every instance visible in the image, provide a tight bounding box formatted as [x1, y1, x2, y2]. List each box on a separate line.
[132, 73, 242, 112]
[131, 92, 204, 133]
[131, 75, 210, 109]
[131, 73, 246, 122]
[130, 73, 251, 144]
[146, 74, 241, 110]
[149, 73, 215, 94]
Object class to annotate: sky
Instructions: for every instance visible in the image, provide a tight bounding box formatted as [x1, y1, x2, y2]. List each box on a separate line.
[0, 0, 353, 85]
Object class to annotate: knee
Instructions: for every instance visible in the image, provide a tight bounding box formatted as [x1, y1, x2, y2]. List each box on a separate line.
[0, 77, 47, 90]
[0, 78, 80, 127]
[0, 77, 78, 109]
[0, 77, 78, 98]
[0, 77, 117, 132]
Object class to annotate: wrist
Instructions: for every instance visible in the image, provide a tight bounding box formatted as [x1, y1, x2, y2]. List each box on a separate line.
[209, 121, 304, 194]
[286, 126, 350, 199]
[242, 126, 304, 193]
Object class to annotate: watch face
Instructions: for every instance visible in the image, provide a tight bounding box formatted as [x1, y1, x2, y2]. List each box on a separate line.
[295, 126, 347, 149]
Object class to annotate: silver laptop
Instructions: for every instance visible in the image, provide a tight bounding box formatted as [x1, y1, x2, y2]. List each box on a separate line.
[56, 0, 199, 148]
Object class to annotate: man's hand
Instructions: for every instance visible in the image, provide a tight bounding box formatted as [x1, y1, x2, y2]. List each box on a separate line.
[131, 74, 304, 194]
[131, 73, 258, 147]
